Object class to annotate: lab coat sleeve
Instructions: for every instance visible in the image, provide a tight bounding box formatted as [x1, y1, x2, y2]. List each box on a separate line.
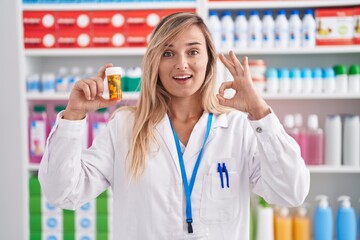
[38, 111, 117, 210]
[247, 112, 310, 207]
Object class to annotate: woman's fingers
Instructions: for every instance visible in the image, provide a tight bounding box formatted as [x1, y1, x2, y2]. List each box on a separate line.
[219, 53, 237, 77]
[218, 81, 234, 95]
[97, 63, 113, 80]
[229, 51, 244, 76]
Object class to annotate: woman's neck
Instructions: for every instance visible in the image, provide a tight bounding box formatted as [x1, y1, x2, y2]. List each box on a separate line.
[168, 96, 203, 123]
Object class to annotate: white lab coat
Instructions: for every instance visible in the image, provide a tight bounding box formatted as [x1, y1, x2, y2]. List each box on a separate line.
[39, 109, 310, 240]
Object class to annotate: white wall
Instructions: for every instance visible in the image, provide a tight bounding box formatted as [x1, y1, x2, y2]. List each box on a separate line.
[0, 0, 26, 239]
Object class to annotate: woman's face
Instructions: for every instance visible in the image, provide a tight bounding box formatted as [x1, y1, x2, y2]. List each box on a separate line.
[158, 25, 208, 100]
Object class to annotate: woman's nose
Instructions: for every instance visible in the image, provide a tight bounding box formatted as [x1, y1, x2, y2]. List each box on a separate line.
[175, 55, 189, 70]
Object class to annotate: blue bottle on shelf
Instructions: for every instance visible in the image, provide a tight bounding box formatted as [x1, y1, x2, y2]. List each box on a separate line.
[314, 195, 333, 240]
[336, 195, 356, 240]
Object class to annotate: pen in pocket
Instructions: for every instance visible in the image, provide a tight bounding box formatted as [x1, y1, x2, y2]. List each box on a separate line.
[217, 162, 230, 188]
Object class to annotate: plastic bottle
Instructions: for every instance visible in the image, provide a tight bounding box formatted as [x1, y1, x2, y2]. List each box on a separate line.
[91, 108, 109, 142]
[302, 9, 316, 48]
[26, 73, 41, 93]
[283, 114, 301, 145]
[304, 114, 324, 165]
[333, 65, 348, 94]
[343, 115, 360, 167]
[41, 72, 56, 93]
[288, 9, 302, 48]
[275, 10, 289, 48]
[274, 207, 292, 240]
[265, 68, 279, 94]
[348, 64, 360, 93]
[294, 113, 306, 159]
[261, 10, 275, 48]
[221, 11, 234, 51]
[278, 68, 290, 94]
[293, 205, 310, 240]
[234, 11, 248, 49]
[301, 68, 313, 94]
[55, 67, 69, 93]
[248, 10, 262, 48]
[256, 197, 274, 240]
[336, 196, 356, 240]
[290, 68, 302, 93]
[68, 67, 81, 92]
[207, 10, 222, 51]
[324, 115, 342, 166]
[322, 67, 336, 94]
[314, 195, 333, 240]
[29, 105, 50, 163]
[312, 67, 323, 93]
[126, 66, 141, 92]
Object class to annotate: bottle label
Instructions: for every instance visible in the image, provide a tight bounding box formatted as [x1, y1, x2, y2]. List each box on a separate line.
[30, 120, 46, 157]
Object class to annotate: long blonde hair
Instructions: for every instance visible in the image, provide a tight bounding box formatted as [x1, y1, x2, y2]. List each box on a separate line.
[124, 12, 231, 179]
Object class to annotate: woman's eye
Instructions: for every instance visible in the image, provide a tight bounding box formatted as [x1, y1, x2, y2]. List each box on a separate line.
[163, 51, 173, 57]
[189, 50, 199, 56]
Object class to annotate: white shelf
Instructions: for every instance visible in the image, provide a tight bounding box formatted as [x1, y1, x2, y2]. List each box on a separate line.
[22, 2, 197, 10]
[208, 0, 360, 9]
[25, 46, 360, 57]
[262, 93, 360, 100]
[25, 48, 147, 57]
[308, 166, 360, 173]
[27, 92, 140, 100]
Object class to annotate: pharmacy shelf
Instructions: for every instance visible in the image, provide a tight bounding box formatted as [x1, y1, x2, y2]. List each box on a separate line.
[25, 48, 146, 57]
[207, 0, 360, 9]
[27, 92, 140, 100]
[262, 93, 360, 100]
[25, 46, 360, 57]
[308, 166, 360, 173]
[22, 2, 197, 10]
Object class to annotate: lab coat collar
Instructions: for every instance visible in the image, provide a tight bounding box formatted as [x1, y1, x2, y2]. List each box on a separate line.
[155, 111, 229, 179]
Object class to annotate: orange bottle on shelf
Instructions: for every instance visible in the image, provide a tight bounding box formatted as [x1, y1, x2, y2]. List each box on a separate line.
[293, 205, 311, 240]
[274, 207, 292, 240]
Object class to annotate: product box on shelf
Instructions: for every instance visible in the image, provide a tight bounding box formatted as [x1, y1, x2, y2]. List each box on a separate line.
[57, 11, 92, 32]
[315, 8, 354, 46]
[57, 31, 92, 48]
[92, 31, 125, 48]
[91, 11, 126, 32]
[23, 11, 57, 32]
[355, 7, 360, 44]
[24, 32, 57, 48]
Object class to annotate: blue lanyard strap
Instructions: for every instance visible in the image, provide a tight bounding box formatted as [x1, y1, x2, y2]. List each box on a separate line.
[168, 113, 213, 234]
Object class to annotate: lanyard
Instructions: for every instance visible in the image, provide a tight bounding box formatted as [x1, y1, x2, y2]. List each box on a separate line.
[168, 113, 213, 234]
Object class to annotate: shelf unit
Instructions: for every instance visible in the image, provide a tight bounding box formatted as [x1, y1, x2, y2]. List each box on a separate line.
[20, 0, 360, 239]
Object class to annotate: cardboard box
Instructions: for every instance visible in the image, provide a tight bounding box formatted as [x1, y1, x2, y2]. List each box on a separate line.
[354, 7, 360, 44]
[316, 8, 354, 45]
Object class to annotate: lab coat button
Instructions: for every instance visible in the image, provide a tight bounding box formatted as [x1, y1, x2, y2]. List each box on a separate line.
[256, 127, 262, 133]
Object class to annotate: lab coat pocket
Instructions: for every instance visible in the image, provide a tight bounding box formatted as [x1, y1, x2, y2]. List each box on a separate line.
[200, 171, 240, 224]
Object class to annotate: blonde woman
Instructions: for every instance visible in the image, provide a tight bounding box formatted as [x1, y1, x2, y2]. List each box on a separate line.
[39, 12, 309, 239]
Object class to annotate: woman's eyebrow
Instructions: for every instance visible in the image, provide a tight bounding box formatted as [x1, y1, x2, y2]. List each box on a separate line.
[165, 41, 202, 48]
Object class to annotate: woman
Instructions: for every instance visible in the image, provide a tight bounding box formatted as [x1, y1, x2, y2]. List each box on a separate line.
[39, 12, 309, 239]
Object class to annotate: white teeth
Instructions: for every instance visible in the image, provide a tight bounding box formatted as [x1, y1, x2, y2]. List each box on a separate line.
[173, 75, 191, 80]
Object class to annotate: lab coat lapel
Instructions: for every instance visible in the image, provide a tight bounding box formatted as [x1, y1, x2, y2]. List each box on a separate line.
[155, 115, 182, 178]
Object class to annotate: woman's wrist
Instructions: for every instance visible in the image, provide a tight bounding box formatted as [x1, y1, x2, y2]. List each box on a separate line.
[62, 110, 86, 120]
[248, 105, 271, 120]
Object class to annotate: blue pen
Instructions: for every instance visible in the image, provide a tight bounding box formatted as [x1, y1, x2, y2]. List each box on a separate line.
[222, 163, 230, 188]
[217, 163, 224, 188]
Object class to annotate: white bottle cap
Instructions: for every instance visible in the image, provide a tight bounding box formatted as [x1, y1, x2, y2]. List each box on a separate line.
[297, 206, 308, 217]
[294, 113, 303, 128]
[58, 67, 68, 75]
[77, 14, 90, 28]
[284, 114, 295, 128]
[71, 67, 81, 75]
[111, 14, 125, 28]
[315, 195, 329, 208]
[307, 114, 318, 129]
[338, 195, 351, 208]
[106, 67, 122, 76]
[279, 207, 290, 217]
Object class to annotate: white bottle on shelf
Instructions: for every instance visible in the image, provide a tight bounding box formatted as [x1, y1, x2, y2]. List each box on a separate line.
[348, 64, 360, 93]
[248, 10, 262, 48]
[325, 115, 342, 166]
[301, 68, 313, 94]
[55, 67, 69, 93]
[278, 68, 290, 94]
[343, 115, 360, 167]
[290, 68, 302, 93]
[302, 9, 316, 48]
[234, 11, 248, 49]
[312, 67, 323, 93]
[265, 67, 279, 94]
[323, 67, 336, 94]
[221, 11, 235, 51]
[288, 9, 302, 48]
[208, 10, 222, 51]
[262, 10, 275, 48]
[275, 10, 289, 48]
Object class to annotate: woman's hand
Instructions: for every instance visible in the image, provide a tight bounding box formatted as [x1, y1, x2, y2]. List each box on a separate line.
[216, 51, 270, 120]
[63, 63, 120, 120]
